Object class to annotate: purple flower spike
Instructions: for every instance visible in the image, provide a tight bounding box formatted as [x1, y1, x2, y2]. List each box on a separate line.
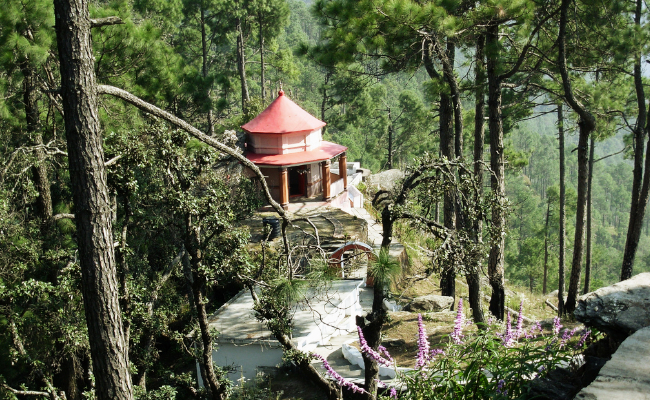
[416, 314, 430, 368]
[451, 299, 465, 344]
[389, 387, 397, 398]
[575, 329, 591, 348]
[430, 348, 445, 358]
[515, 301, 524, 339]
[496, 379, 507, 395]
[313, 353, 367, 394]
[378, 345, 394, 364]
[560, 327, 579, 348]
[501, 312, 515, 347]
[357, 327, 393, 367]
[552, 316, 562, 336]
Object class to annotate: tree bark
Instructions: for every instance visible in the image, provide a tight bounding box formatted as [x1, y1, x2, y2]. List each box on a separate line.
[437, 38, 456, 298]
[259, 13, 266, 102]
[439, 88, 456, 299]
[558, 0, 596, 314]
[467, 34, 486, 325]
[184, 214, 225, 400]
[621, 0, 649, 281]
[558, 104, 566, 316]
[387, 107, 393, 169]
[53, 0, 134, 398]
[486, 23, 505, 320]
[584, 136, 594, 294]
[200, 6, 215, 136]
[543, 199, 550, 295]
[236, 17, 250, 111]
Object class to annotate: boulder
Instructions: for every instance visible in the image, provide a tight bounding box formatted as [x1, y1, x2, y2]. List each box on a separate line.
[404, 295, 454, 312]
[575, 326, 650, 400]
[366, 169, 405, 191]
[574, 272, 650, 337]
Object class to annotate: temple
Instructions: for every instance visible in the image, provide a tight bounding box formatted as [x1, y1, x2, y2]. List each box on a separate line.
[242, 90, 349, 210]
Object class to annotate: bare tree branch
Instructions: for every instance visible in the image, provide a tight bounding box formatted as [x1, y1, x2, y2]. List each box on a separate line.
[90, 17, 124, 28]
[96, 84, 288, 220]
[53, 213, 75, 221]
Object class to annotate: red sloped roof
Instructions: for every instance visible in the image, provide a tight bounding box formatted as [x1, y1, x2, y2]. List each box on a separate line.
[241, 90, 326, 134]
[245, 141, 347, 166]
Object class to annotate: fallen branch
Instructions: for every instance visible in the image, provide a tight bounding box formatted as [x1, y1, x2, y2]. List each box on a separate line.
[545, 299, 559, 312]
[53, 213, 75, 221]
[2, 384, 51, 397]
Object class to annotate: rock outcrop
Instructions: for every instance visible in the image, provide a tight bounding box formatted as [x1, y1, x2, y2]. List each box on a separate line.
[366, 169, 405, 191]
[404, 295, 454, 312]
[574, 272, 650, 337]
[574, 326, 650, 400]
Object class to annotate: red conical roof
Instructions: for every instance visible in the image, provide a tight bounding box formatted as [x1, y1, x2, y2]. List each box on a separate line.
[241, 90, 326, 134]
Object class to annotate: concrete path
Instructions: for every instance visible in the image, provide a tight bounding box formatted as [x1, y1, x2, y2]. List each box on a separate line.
[344, 207, 384, 250]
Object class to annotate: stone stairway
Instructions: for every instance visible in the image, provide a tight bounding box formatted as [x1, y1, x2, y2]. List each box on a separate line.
[311, 202, 406, 385]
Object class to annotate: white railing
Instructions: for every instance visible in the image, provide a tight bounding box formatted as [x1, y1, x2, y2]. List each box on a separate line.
[295, 281, 363, 351]
[348, 184, 364, 208]
[331, 177, 345, 198]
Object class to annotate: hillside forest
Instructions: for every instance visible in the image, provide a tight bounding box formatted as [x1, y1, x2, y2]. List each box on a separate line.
[1, 0, 650, 399]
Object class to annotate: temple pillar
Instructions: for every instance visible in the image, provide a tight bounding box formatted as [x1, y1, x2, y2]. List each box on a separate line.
[340, 152, 348, 190]
[322, 160, 331, 201]
[280, 167, 289, 210]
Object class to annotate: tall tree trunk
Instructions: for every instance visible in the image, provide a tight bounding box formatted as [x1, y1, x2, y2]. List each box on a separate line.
[184, 215, 224, 400]
[584, 136, 594, 294]
[439, 90, 455, 299]
[558, 0, 596, 314]
[20, 62, 53, 221]
[52, 0, 133, 398]
[486, 23, 505, 321]
[558, 104, 566, 315]
[467, 34, 485, 325]
[621, 0, 649, 281]
[387, 108, 393, 169]
[543, 199, 550, 295]
[259, 13, 266, 101]
[200, 7, 214, 136]
[236, 17, 250, 111]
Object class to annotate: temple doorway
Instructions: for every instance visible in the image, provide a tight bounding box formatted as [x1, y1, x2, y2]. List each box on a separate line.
[289, 166, 306, 197]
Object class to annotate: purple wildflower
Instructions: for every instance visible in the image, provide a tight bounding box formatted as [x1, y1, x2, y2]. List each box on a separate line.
[560, 327, 579, 348]
[575, 329, 591, 349]
[545, 338, 558, 352]
[357, 327, 393, 367]
[501, 312, 515, 347]
[450, 298, 465, 344]
[313, 353, 367, 394]
[515, 301, 524, 339]
[525, 321, 543, 339]
[378, 345, 394, 364]
[496, 379, 507, 396]
[552, 316, 562, 336]
[389, 387, 397, 399]
[416, 314, 430, 368]
[430, 348, 445, 359]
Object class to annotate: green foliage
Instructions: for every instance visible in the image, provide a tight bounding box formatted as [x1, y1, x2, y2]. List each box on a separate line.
[369, 248, 401, 288]
[400, 319, 597, 400]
